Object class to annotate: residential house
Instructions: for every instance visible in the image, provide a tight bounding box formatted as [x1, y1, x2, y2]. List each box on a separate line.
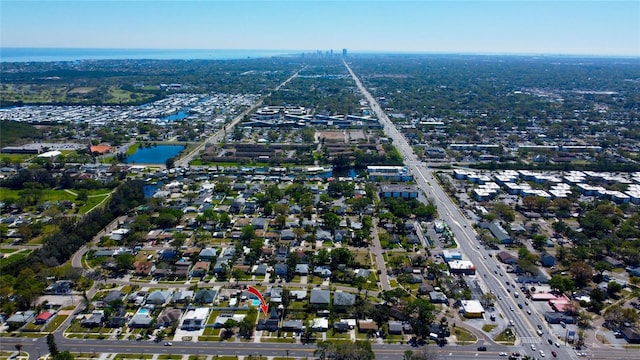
[81, 312, 104, 328]
[45, 280, 72, 295]
[479, 221, 512, 244]
[256, 309, 280, 332]
[180, 308, 210, 330]
[133, 261, 154, 277]
[7, 311, 35, 328]
[496, 251, 518, 265]
[252, 217, 268, 230]
[191, 261, 211, 278]
[418, 283, 434, 295]
[254, 264, 268, 276]
[129, 312, 154, 328]
[172, 290, 194, 304]
[274, 263, 288, 278]
[103, 290, 124, 304]
[314, 266, 332, 278]
[34, 311, 55, 325]
[105, 308, 128, 328]
[310, 288, 330, 308]
[311, 318, 329, 332]
[541, 253, 556, 267]
[333, 291, 356, 310]
[157, 308, 183, 328]
[270, 288, 283, 303]
[357, 319, 378, 332]
[199, 248, 218, 261]
[429, 291, 448, 304]
[193, 289, 217, 304]
[295, 264, 309, 275]
[281, 320, 304, 333]
[146, 290, 173, 305]
[388, 321, 404, 335]
[175, 261, 192, 278]
[281, 229, 295, 241]
[213, 260, 228, 274]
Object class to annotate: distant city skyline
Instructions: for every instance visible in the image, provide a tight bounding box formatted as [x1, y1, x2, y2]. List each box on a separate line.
[1, 1, 638, 57]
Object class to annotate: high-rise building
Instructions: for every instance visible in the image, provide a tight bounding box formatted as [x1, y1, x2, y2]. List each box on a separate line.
[342, 48, 347, 57]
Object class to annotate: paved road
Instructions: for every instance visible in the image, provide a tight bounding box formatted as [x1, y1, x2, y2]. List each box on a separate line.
[12, 332, 640, 360]
[370, 220, 391, 291]
[174, 67, 305, 168]
[343, 60, 583, 360]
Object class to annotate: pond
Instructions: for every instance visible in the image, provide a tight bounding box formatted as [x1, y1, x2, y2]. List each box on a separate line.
[125, 144, 185, 165]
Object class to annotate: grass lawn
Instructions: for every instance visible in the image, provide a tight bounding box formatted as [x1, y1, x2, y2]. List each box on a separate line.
[494, 328, 516, 345]
[44, 315, 69, 332]
[0, 153, 33, 163]
[0, 250, 31, 268]
[453, 327, 476, 344]
[0, 248, 19, 254]
[113, 354, 154, 360]
[481, 324, 497, 332]
[261, 337, 296, 343]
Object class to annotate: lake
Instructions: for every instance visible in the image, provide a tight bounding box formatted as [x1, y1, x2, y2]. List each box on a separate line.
[126, 144, 185, 165]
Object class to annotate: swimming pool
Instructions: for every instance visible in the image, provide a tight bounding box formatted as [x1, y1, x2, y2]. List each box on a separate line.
[252, 299, 260, 307]
[137, 308, 149, 314]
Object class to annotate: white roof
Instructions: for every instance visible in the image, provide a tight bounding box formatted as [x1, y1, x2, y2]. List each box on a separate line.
[460, 300, 484, 313]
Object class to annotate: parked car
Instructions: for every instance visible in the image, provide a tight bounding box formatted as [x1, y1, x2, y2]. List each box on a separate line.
[477, 346, 487, 351]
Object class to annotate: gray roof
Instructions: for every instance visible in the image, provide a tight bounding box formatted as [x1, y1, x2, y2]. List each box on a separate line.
[295, 264, 309, 274]
[7, 310, 35, 323]
[129, 313, 153, 326]
[194, 289, 217, 303]
[282, 319, 304, 330]
[103, 290, 123, 303]
[147, 290, 173, 304]
[333, 291, 356, 306]
[310, 288, 330, 304]
[199, 248, 217, 258]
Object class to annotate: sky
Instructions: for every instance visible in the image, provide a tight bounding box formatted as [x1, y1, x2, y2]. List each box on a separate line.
[1, 0, 639, 56]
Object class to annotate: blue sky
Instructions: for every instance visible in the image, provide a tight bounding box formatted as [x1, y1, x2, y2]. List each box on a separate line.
[1, 1, 638, 56]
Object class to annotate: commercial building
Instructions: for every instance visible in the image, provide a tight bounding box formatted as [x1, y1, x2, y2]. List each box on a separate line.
[460, 300, 484, 318]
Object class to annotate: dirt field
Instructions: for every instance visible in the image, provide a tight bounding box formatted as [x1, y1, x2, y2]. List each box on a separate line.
[68, 87, 97, 94]
[318, 130, 346, 143]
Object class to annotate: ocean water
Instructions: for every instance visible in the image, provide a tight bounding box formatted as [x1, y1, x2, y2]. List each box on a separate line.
[0, 48, 296, 62]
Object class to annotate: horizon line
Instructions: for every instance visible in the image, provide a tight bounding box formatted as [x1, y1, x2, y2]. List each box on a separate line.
[1, 47, 638, 59]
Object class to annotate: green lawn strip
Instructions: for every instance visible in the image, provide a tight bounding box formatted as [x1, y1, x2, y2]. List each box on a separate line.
[493, 328, 516, 345]
[78, 195, 110, 214]
[0, 250, 31, 268]
[0, 248, 19, 254]
[482, 324, 497, 332]
[112, 354, 154, 360]
[453, 327, 476, 344]
[261, 337, 296, 343]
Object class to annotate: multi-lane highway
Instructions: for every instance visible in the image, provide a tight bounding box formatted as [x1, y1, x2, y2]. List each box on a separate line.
[343, 60, 588, 360]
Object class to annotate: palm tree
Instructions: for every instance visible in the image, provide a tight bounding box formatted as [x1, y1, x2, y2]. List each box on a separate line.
[314, 341, 330, 360]
[14, 344, 22, 357]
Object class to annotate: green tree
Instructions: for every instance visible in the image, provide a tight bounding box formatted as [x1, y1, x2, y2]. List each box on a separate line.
[47, 333, 59, 356]
[405, 298, 436, 339]
[238, 316, 255, 339]
[548, 275, 575, 294]
[322, 212, 341, 235]
[241, 225, 256, 242]
[52, 351, 75, 360]
[570, 262, 593, 287]
[115, 253, 135, 272]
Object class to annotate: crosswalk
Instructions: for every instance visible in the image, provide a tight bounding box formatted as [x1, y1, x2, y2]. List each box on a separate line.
[520, 336, 543, 344]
